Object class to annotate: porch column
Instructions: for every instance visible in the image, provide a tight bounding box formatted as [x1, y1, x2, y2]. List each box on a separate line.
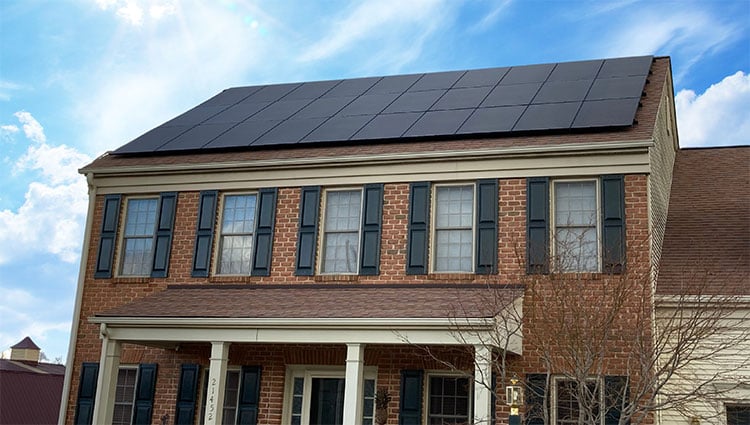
[342, 343, 365, 425]
[92, 336, 121, 425]
[474, 344, 493, 424]
[204, 341, 230, 425]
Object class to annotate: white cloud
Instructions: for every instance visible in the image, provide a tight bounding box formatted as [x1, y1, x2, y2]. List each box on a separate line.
[117, 0, 144, 26]
[468, 0, 513, 33]
[13, 111, 46, 144]
[675, 71, 750, 147]
[1, 125, 19, 142]
[0, 80, 23, 101]
[95, 0, 177, 26]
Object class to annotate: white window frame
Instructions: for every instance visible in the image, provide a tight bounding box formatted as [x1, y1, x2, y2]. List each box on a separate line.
[550, 376, 605, 425]
[318, 187, 365, 275]
[281, 365, 377, 424]
[424, 371, 473, 425]
[214, 192, 259, 276]
[199, 367, 242, 425]
[430, 183, 476, 273]
[550, 178, 602, 273]
[113, 365, 139, 425]
[117, 196, 159, 277]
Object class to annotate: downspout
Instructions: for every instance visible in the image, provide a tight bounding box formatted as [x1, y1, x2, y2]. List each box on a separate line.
[58, 172, 97, 425]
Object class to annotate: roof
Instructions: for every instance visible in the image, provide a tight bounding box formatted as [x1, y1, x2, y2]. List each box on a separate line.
[10, 336, 40, 350]
[95, 283, 522, 319]
[111, 56, 653, 156]
[658, 146, 750, 295]
[0, 360, 64, 425]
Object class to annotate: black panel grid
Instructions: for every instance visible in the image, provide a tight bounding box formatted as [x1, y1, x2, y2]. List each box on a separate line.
[112, 55, 653, 155]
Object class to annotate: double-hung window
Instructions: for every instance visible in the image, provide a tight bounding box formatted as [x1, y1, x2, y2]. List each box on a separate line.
[120, 198, 159, 276]
[552, 377, 602, 425]
[113, 367, 138, 425]
[553, 180, 599, 272]
[428, 375, 472, 424]
[217, 194, 258, 275]
[433, 185, 475, 273]
[200, 369, 241, 425]
[320, 189, 363, 274]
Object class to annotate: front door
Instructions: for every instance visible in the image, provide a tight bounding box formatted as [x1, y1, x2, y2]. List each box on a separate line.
[309, 378, 345, 425]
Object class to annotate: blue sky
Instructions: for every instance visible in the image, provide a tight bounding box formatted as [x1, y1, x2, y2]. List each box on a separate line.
[0, 0, 748, 362]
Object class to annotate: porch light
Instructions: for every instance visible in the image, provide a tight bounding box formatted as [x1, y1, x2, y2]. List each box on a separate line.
[506, 375, 523, 408]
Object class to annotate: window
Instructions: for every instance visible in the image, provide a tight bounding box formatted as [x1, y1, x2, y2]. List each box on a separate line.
[113, 367, 138, 425]
[553, 180, 599, 272]
[217, 194, 258, 274]
[727, 405, 750, 425]
[284, 366, 377, 425]
[552, 378, 602, 425]
[200, 369, 241, 425]
[120, 198, 158, 276]
[433, 185, 475, 272]
[321, 189, 363, 274]
[427, 375, 471, 424]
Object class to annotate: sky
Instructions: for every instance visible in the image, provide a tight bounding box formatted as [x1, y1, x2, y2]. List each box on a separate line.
[0, 0, 748, 362]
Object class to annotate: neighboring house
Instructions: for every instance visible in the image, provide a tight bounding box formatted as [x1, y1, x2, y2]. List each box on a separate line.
[0, 337, 65, 425]
[656, 147, 750, 425]
[60, 55, 680, 425]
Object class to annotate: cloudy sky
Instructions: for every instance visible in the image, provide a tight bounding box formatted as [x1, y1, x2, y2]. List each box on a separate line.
[0, 0, 748, 362]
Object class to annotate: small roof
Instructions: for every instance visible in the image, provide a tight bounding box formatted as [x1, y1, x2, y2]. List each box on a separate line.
[95, 283, 522, 320]
[0, 367, 65, 424]
[112, 56, 653, 156]
[658, 146, 750, 295]
[10, 336, 40, 350]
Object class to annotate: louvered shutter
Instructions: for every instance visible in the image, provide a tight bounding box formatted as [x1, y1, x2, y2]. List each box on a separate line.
[151, 192, 177, 278]
[605, 375, 630, 425]
[526, 178, 549, 274]
[132, 363, 158, 425]
[601, 175, 626, 274]
[251, 188, 277, 276]
[94, 195, 122, 278]
[174, 364, 200, 425]
[399, 369, 423, 425]
[476, 179, 498, 274]
[295, 186, 320, 276]
[74, 362, 99, 425]
[406, 182, 430, 275]
[359, 183, 384, 275]
[192, 191, 218, 277]
[236, 366, 262, 425]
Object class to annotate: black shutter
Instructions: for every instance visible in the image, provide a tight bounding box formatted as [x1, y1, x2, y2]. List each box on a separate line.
[74, 362, 99, 425]
[491, 371, 497, 425]
[151, 192, 178, 278]
[236, 366, 262, 425]
[399, 369, 423, 425]
[406, 182, 430, 275]
[94, 195, 122, 278]
[174, 364, 200, 425]
[295, 186, 320, 276]
[192, 191, 218, 277]
[526, 178, 549, 274]
[601, 175, 626, 274]
[132, 363, 158, 425]
[476, 179, 498, 274]
[605, 376, 629, 425]
[359, 184, 384, 275]
[525, 373, 547, 425]
[251, 188, 277, 276]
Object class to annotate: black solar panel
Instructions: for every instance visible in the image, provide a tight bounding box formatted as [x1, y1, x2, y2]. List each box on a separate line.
[113, 55, 653, 155]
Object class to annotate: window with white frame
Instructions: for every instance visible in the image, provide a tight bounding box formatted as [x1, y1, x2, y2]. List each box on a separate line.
[433, 184, 474, 273]
[427, 375, 472, 424]
[552, 378, 602, 425]
[284, 366, 376, 425]
[320, 189, 363, 274]
[217, 194, 258, 275]
[120, 197, 159, 276]
[200, 368, 241, 425]
[113, 367, 138, 425]
[553, 180, 599, 272]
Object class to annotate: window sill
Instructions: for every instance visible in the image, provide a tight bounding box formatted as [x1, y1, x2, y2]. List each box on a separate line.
[426, 273, 476, 282]
[111, 276, 152, 284]
[313, 274, 359, 282]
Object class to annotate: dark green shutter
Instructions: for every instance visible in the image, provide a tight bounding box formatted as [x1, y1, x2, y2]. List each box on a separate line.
[476, 179, 498, 274]
[74, 362, 99, 425]
[605, 376, 629, 425]
[132, 363, 158, 425]
[601, 175, 626, 274]
[295, 186, 320, 276]
[237, 366, 262, 425]
[251, 188, 277, 276]
[94, 195, 122, 278]
[192, 190, 218, 277]
[151, 192, 178, 278]
[406, 182, 430, 275]
[359, 184, 384, 275]
[399, 369, 423, 425]
[174, 364, 200, 425]
[525, 373, 547, 425]
[526, 178, 549, 274]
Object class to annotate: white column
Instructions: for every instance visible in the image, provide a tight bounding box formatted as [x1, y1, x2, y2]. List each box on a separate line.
[204, 341, 230, 425]
[92, 336, 121, 425]
[474, 344, 493, 425]
[342, 343, 365, 425]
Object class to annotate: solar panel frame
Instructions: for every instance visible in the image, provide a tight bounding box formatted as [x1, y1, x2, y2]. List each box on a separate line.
[156, 123, 236, 152]
[512, 102, 581, 131]
[430, 86, 493, 111]
[350, 112, 422, 140]
[456, 106, 525, 134]
[202, 119, 281, 149]
[403, 109, 473, 137]
[383, 90, 447, 114]
[481, 83, 542, 107]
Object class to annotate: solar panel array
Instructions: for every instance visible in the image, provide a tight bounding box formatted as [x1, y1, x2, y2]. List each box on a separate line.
[114, 56, 653, 155]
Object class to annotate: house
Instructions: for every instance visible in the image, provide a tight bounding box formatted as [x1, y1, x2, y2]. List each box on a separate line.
[61, 55, 679, 424]
[0, 337, 65, 425]
[656, 147, 750, 425]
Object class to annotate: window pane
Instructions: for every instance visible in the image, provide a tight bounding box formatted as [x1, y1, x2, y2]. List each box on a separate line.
[436, 186, 473, 228]
[434, 229, 472, 272]
[113, 368, 137, 425]
[219, 235, 253, 274]
[322, 232, 359, 273]
[325, 190, 362, 231]
[554, 181, 598, 272]
[222, 371, 240, 425]
[121, 198, 158, 276]
[121, 237, 153, 276]
[555, 227, 598, 272]
[428, 376, 470, 423]
[124, 198, 158, 237]
[322, 190, 362, 273]
[555, 182, 596, 226]
[222, 195, 257, 234]
[217, 195, 257, 275]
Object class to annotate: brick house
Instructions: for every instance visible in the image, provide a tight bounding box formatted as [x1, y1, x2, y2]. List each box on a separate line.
[60, 55, 679, 425]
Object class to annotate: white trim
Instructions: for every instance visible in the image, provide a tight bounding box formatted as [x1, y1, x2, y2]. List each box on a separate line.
[655, 295, 750, 308]
[431, 182, 476, 274]
[318, 187, 364, 275]
[214, 192, 259, 276]
[550, 178, 602, 273]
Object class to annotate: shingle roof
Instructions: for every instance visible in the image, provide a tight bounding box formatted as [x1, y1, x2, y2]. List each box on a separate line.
[95, 283, 522, 319]
[10, 336, 40, 350]
[658, 147, 750, 295]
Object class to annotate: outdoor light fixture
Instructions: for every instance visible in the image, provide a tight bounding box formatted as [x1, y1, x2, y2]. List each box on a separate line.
[506, 375, 523, 411]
